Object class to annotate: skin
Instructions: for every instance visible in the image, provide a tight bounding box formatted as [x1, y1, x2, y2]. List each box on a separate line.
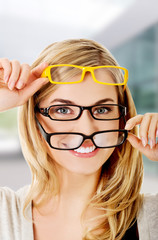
[34, 72, 121, 239]
[0, 59, 158, 239]
[38, 72, 119, 175]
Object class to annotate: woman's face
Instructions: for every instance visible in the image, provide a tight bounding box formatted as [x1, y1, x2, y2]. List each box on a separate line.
[38, 71, 119, 175]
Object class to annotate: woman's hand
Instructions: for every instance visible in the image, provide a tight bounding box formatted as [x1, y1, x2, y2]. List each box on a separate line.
[0, 58, 49, 112]
[125, 113, 158, 161]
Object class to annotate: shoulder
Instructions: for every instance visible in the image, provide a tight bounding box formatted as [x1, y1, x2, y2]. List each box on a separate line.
[139, 193, 158, 220]
[137, 193, 158, 240]
[0, 185, 30, 196]
[0, 185, 33, 240]
[0, 185, 31, 219]
[0, 185, 30, 206]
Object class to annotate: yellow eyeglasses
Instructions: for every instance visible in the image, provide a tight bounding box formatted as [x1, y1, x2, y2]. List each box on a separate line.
[41, 64, 128, 89]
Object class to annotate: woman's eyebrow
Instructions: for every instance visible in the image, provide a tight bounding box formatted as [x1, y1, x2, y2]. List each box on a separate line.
[95, 98, 114, 105]
[50, 99, 74, 104]
[50, 98, 114, 105]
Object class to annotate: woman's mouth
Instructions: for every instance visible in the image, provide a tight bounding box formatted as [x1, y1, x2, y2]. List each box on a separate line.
[74, 145, 96, 153]
[69, 144, 99, 158]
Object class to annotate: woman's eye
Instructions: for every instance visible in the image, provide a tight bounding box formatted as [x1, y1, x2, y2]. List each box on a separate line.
[56, 107, 71, 114]
[94, 107, 111, 114]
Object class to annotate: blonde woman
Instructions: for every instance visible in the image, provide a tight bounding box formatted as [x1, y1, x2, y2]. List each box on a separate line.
[0, 39, 158, 240]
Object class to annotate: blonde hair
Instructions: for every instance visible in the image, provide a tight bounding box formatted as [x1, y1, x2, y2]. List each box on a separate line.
[18, 39, 143, 240]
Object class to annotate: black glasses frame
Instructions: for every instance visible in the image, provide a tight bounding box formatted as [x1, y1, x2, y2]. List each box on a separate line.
[34, 104, 127, 121]
[35, 118, 128, 150]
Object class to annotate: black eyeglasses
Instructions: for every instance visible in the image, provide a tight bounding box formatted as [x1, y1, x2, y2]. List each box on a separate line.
[36, 119, 128, 150]
[35, 104, 126, 121]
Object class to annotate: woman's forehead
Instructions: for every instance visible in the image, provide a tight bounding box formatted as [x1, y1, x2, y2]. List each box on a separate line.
[41, 73, 118, 106]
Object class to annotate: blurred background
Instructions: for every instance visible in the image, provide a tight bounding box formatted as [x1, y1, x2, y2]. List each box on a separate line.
[0, 0, 158, 192]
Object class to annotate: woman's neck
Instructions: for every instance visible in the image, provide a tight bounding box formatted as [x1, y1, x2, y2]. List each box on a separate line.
[33, 164, 102, 219]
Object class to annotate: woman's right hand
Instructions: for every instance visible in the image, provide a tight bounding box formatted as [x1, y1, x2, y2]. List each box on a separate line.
[0, 58, 49, 112]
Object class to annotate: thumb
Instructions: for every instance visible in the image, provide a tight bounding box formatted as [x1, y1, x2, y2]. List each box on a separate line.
[26, 62, 49, 85]
[127, 132, 143, 150]
[31, 62, 49, 79]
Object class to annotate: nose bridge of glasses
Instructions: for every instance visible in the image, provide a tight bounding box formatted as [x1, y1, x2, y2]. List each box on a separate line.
[80, 106, 94, 120]
[76, 106, 98, 135]
[83, 67, 96, 81]
[78, 132, 96, 147]
[78, 133, 93, 148]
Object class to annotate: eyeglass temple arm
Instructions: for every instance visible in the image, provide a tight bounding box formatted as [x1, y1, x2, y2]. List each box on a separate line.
[123, 107, 127, 125]
[123, 115, 126, 126]
[41, 67, 48, 78]
[35, 116, 50, 143]
[35, 105, 49, 117]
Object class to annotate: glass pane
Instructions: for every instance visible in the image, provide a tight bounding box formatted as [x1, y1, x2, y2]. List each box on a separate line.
[94, 67, 125, 84]
[94, 130, 125, 147]
[112, 24, 158, 180]
[92, 104, 120, 119]
[49, 105, 80, 120]
[50, 66, 82, 83]
[50, 134, 83, 149]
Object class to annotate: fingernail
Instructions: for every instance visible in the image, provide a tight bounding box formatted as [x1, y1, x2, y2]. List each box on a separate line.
[16, 81, 24, 89]
[9, 82, 15, 90]
[4, 75, 9, 84]
[141, 137, 147, 147]
[125, 123, 130, 130]
[150, 139, 153, 149]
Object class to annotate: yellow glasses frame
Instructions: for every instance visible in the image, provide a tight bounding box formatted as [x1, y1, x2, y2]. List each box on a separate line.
[41, 64, 128, 89]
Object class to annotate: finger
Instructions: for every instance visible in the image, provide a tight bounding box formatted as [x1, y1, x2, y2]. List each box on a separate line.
[0, 58, 12, 83]
[125, 115, 143, 130]
[30, 62, 48, 81]
[15, 63, 31, 89]
[148, 114, 158, 149]
[139, 113, 151, 147]
[7, 60, 21, 90]
[18, 77, 49, 105]
[127, 132, 144, 150]
[127, 132, 158, 161]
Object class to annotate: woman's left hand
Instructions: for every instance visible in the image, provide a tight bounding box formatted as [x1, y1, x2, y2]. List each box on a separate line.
[125, 113, 158, 161]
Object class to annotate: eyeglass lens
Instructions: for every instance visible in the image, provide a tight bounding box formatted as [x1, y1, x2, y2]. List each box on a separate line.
[48, 104, 121, 120]
[50, 66, 82, 83]
[50, 131, 126, 150]
[50, 66, 125, 84]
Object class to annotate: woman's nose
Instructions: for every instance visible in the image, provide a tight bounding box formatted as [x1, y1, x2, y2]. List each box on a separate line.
[75, 109, 98, 135]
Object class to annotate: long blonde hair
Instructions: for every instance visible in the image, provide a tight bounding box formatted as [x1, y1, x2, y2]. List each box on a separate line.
[18, 39, 143, 240]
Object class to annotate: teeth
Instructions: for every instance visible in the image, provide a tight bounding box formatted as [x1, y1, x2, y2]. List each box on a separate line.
[74, 146, 96, 153]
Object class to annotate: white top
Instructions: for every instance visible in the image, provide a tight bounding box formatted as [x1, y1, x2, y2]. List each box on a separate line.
[0, 185, 158, 240]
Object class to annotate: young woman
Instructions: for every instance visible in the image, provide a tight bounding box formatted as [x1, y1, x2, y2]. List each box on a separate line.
[0, 39, 157, 240]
